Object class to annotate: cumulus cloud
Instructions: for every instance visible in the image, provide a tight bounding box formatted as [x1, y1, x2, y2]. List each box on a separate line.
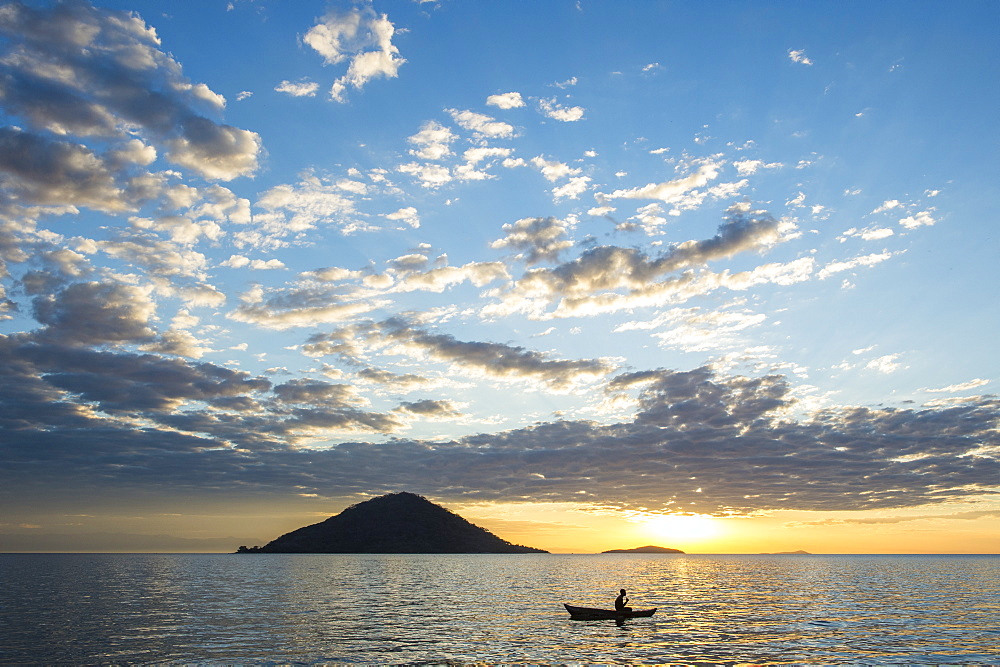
[33, 281, 156, 346]
[252, 175, 363, 241]
[899, 209, 936, 229]
[303, 6, 405, 102]
[407, 121, 456, 160]
[490, 216, 574, 265]
[538, 97, 585, 122]
[448, 109, 515, 139]
[486, 92, 525, 109]
[485, 203, 800, 319]
[386, 206, 420, 228]
[0, 1, 261, 181]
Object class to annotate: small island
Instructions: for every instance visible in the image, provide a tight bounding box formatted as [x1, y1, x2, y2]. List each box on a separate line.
[601, 545, 685, 554]
[760, 550, 812, 555]
[237, 492, 547, 554]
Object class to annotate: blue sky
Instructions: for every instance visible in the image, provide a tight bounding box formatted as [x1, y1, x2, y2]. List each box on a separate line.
[1, 0, 998, 552]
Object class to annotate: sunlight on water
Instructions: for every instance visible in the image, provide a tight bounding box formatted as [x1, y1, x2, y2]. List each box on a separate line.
[1, 554, 998, 664]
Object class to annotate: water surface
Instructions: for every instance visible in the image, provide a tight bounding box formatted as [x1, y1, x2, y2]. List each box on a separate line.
[1, 553, 997, 664]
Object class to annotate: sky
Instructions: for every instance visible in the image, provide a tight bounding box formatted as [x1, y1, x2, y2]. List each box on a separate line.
[0, 0, 998, 554]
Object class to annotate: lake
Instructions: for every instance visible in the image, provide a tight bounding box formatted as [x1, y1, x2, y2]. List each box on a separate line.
[1, 553, 997, 664]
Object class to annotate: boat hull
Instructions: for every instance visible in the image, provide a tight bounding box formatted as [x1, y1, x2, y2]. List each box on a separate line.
[563, 603, 657, 620]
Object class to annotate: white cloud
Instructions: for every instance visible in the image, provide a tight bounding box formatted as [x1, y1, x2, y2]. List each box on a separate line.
[899, 209, 936, 229]
[486, 92, 525, 109]
[925, 378, 989, 394]
[275, 80, 320, 97]
[732, 159, 783, 176]
[817, 251, 897, 279]
[552, 176, 592, 201]
[303, 7, 405, 102]
[386, 206, 420, 228]
[866, 353, 904, 374]
[788, 49, 813, 65]
[600, 160, 720, 205]
[397, 162, 452, 188]
[448, 109, 515, 139]
[538, 98, 585, 122]
[531, 156, 581, 182]
[872, 199, 902, 214]
[407, 121, 456, 160]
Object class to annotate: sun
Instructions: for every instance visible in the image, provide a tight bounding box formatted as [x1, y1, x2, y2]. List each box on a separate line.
[638, 513, 719, 544]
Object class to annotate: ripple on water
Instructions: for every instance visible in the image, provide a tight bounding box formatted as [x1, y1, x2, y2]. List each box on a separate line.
[1, 553, 998, 664]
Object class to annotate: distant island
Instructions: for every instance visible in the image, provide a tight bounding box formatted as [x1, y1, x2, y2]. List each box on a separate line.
[601, 545, 685, 554]
[236, 492, 548, 554]
[760, 550, 812, 555]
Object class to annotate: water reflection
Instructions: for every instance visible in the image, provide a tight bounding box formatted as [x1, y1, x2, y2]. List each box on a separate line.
[1, 554, 997, 664]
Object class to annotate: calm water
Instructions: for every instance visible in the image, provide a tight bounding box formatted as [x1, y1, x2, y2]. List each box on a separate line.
[1, 554, 998, 664]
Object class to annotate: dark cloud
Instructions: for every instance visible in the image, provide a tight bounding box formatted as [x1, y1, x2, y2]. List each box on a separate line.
[488, 203, 800, 318]
[0, 0, 260, 182]
[0, 127, 129, 211]
[490, 216, 574, 265]
[395, 399, 462, 418]
[32, 281, 155, 345]
[305, 317, 615, 390]
[2, 343, 997, 516]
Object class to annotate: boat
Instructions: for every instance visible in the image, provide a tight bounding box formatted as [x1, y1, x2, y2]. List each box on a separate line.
[563, 603, 657, 620]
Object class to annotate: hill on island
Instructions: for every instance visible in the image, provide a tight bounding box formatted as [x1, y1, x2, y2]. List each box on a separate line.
[601, 545, 685, 554]
[237, 492, 548, 554]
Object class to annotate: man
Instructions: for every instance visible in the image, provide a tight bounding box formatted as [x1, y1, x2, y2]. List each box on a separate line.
[614, 588, 631, 613]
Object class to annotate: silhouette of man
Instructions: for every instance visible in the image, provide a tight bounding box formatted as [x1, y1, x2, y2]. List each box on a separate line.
[614, 588, 631, 613]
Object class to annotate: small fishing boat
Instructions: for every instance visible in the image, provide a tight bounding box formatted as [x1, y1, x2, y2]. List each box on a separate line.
[563, 603, 657, 620]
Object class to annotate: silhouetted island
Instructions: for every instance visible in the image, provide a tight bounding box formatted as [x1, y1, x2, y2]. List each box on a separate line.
[602, 545, 685, 554]
[236, 492, 548, 554]
[760, 550, 812, 555]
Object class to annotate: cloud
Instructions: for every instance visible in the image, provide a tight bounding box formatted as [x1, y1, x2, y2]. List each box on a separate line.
[486, 92, 525, 109]
[407, 121, 456, 160]
[925, 379, 990, 394]
[3, 354, 996, 515]
[386, 206, 420, 228]
[304, 318, 615, 391]
[872, 199, 902, 214]
[617, 305, 768, 353]
[732, 159, 783, 176]
[252, 175, 363, 240]
[899, 209, 936, 229]
[788, 49, 813, 65]
[531, 156, 580, 182]
[817, 251, 898, 279]
[448, 109, 515, 139]
[275, 80, 320, 97]
[0, 1, 261, 181]
[599, 159, 721, 207]
[485, 203, 800, 319]
[33, 281, 156, 346]
[302, 6, 405, 102]
[490, 216, 574, 265]
[866, 353, 904, 374]
[538, 97, 585, 122]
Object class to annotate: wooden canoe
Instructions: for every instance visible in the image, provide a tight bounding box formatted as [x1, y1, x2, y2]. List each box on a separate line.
[563, 603, 657, 620]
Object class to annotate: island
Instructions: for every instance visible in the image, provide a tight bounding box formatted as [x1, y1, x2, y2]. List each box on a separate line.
[601, 545, 685, 554]
[236, 492, 548, 554]
[760, 550, 812, 555]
